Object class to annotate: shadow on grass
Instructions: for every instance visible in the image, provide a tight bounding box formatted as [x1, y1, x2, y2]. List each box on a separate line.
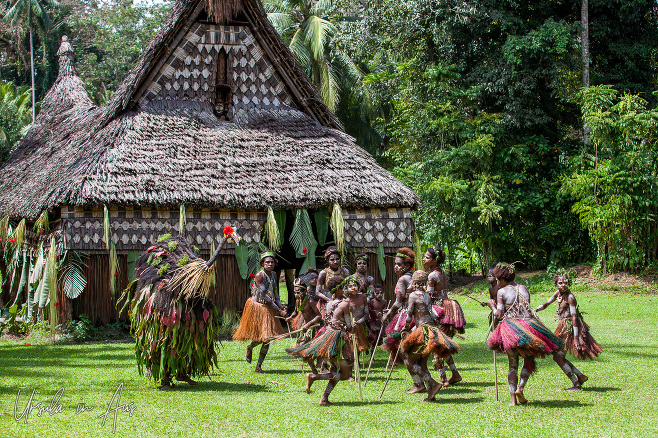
[531, 399, 591, 408]
[164, 381, 268, 393]
[584, 386, 621, 393]
[604, 344, 658, 359]
[433, 396, 485, 404]
[326, 400, 396, 407]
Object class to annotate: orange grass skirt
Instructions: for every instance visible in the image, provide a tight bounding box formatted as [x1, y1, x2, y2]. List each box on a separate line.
[232, 298, 284, 343]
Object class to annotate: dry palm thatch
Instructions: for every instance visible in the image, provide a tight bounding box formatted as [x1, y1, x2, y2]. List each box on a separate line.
[0, 0, 419, 223]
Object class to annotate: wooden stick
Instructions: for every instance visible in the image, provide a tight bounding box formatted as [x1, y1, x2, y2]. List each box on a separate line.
[364, 319, 386, 386]
[350, 310, 363, 401]
[483, 317, 496, 346]
[264, 324, 319, 343]
[380, 344, 401, 399]
[494, 350, 499, 401]
[466, 294, 485, 305]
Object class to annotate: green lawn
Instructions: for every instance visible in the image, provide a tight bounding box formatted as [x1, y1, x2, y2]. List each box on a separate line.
[1, 276, 658, 437]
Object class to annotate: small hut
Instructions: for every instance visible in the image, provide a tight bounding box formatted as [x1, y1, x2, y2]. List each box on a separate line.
[0, 0, 419, 324]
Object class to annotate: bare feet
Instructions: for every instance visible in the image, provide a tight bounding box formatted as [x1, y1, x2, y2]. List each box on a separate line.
[245, 347, 253, 364]
[448, 371, 462, 384]
[440, 374, 450, 387]
[578, 374, 588, 385]
[510, 394, 517, 407]
[405, 384, 427, 394]
[319, 395, 333, 406]
[515, 389, 527, 404]
[305, 374, 314, 394]
[423, 380, 442, 402]
[254, 364, 264, 373]
[566, 385, 583, 392]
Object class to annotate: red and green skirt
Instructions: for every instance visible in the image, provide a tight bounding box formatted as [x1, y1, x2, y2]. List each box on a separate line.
[400, 324, 460, 359]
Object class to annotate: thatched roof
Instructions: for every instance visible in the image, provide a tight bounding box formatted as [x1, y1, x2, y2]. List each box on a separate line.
[0, 0, 419, 221]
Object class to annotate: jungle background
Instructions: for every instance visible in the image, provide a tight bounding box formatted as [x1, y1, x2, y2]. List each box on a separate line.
[2, 0, 658, 276]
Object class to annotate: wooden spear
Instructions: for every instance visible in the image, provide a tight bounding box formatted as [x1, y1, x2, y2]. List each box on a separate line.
[364, 313, 387, 386]
[380, 344, 401, 399]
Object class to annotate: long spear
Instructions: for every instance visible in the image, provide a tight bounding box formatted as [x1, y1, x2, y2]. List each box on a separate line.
[380, 344, 401, 399]
[264, 324, 320, 343]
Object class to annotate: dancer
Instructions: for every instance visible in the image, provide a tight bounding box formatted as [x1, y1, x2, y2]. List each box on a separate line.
[488, 263, 563, 406]
[535, 270, 602, 390]
[423, 246, 463, 385]
[367, 284, 387, 348]
[287, 276, 322, 348]
[233, 251, 287, 373]
[345, 276, 370, 355]
[315, 246, 350, 312]
[381, 247, 415, 366]
[350, 253, 375, 296]
[286, 276, 354, 405]
[400, 271, 459, 401]
[120, 228, 239, 389]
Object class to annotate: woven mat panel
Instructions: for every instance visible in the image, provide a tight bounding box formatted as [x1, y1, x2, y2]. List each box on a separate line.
[140, 23, 294, 117]
[343, 207, 414, 249]
[60, 205, 265, 252]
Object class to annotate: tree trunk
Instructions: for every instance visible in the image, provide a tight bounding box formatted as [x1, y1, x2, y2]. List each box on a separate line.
[582, 0, 590, 147]
[29, 27, 36, 122]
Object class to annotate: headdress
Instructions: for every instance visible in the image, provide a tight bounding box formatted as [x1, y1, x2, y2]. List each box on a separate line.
[259, 251, 277, 264]
[407, 270, 429, 290]
[355, 253, 368, 263]
[324, 246, 340, 260]
[293, 278, 308, 291]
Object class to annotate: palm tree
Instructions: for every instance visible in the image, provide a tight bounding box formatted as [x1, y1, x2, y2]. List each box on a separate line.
[3, 0, 64, 122]
[0, 81, 32, 162]
[263, 0, 361, 111]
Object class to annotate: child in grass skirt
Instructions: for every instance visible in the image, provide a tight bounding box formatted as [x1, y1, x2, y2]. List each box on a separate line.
[423, 246, 463, 386]
[535, 270, 602, 390]
[399, 271, 459, 401]
[488, 263, 563, 406]
[286, 276, 355, 405]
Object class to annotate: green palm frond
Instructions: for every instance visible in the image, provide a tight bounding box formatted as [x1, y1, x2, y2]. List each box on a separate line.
[10, 218, 26, 248]
[413, 232, 423, 271]
[209, 240, 217, 288]
[11, 250, 28, 306]
[289, 28, 312, 68]
[267, 12, 294, 34]
[303, 15, 335, 61]
[330, 202, 344, 251]
[103, 205, 110, 250]
[109, 242, 118, 298]
[179, 204, 186, 236]
[309, 0, 332, 16]
[290, 209, 317, 256]
[265, 206, 281, 250]
[33, 210, 49, 233]
[235, 243, 250, 279]
[0, 216, 9, 245]
[59, 250, 88, 299]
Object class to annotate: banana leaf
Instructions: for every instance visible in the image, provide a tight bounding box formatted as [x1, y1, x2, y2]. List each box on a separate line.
[314, 207, 330, 246]
[377, 244, 386, 282]
[273, 209, 286, 246]
[235, 243, 249, 279]
[127, 250, 138, 281]
[11, 250, 28, 307]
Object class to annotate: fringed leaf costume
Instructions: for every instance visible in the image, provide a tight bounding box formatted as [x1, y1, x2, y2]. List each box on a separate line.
[120, 236, 220, 384]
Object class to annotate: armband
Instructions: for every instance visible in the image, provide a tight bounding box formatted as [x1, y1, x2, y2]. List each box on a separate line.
[569, 304, 577, 315]
[426, 285, 435, 293]
[572, 326, 580, 338]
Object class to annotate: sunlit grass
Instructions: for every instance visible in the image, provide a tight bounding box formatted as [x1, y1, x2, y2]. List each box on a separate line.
[1, 274, 657, 437]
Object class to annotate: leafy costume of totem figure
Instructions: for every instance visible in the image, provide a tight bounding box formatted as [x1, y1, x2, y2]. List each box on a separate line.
[120, 227, 239, 388]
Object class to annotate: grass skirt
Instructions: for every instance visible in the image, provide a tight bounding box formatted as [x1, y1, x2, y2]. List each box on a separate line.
[382, 312, 413, 354]
[354, 322, 369, 353]
[232, 298, 284, 343]
[488, 316, 563, 360]
[289, 312, 304, 331]
[432, 304, 445, 320]
[440, 299, 466, 336]
[555, 317, 603, 360]
[400, 324, 460, 359]
[286, 326, 354, 363]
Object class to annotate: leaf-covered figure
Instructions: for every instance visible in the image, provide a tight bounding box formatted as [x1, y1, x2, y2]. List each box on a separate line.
[120, 229, 240, 389]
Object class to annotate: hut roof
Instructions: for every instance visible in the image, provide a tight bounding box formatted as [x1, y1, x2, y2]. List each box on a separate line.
[0, 0, 419, 221]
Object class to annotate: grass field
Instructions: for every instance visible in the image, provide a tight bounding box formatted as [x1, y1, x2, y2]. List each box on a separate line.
[1, 273, 657, 437]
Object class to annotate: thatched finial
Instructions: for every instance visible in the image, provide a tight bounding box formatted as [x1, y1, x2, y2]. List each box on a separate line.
[56, 35, 77, 78]
[205, 0, 243, 23]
